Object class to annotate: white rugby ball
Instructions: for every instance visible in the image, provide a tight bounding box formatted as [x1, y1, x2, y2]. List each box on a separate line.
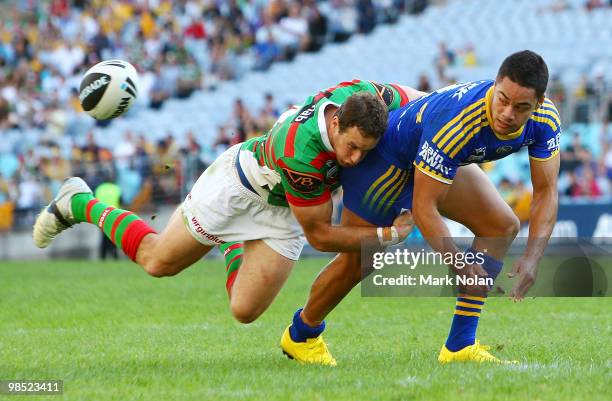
[79, 59, 139, 120]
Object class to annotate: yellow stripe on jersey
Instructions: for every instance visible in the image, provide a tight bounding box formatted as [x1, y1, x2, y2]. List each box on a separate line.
[535, 108, 562, 127]
[530, 115, 559, 132]
[529, 149, 560, 161]
[437, 104, 484, 149]
[432, 99, 485, 145]
[442, 115, 483, 155]
[382, 175, 407, 214]
[362, 166, 395, 206]
[542, 100, 561, 113]
[414, 161, 453, 184]
[542, 99, 562, 119]
[449, 121, 489, 158]
[544, 98, 558, 108]
[376, 170, 407, 214]
[367, 167, 403, 210]
[454, 310, 481, 317]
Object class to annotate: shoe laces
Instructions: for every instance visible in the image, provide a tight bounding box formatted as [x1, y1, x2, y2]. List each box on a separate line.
[304, 336, 333, 363]
[471, 340, 499, 362]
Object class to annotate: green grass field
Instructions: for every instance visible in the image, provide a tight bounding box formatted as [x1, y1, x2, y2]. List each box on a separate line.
[1, 259, 610, 401]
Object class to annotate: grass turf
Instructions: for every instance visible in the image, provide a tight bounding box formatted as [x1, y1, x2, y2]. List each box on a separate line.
[1, 259, 610, 401]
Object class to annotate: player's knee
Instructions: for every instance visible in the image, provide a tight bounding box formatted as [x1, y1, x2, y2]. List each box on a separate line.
[501, 214, 521, 238]
[143, 259, 179, 278]
[229, 301, 261, 324]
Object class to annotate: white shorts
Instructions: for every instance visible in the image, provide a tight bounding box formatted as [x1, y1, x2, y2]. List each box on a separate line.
[181, 144, 304, 260]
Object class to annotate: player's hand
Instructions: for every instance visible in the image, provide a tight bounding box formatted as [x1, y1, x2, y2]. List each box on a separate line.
[507, 255, 539, 301]
[392, 210, 414, 240]
[453, 263, 489, 297]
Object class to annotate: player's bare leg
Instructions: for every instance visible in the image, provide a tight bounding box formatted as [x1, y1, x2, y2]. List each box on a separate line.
[279, 208, 371, 366]
[135, 208, 214, 277]
[437, 163, 519, 363]
[300, 208, 372, 326]
[439, 164, 520, 260]
[33, 177, 213, 276]
[227, 239, 295, 323]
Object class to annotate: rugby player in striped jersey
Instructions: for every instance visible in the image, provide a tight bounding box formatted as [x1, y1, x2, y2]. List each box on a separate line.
[33, 80, 421, 364]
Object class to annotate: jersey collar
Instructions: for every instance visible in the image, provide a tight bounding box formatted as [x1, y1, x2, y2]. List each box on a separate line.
[317, 101, 338, 152]
[485, 84, 526, 141]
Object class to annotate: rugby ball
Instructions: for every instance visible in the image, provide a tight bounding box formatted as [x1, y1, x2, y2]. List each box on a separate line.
[79, 59, 139, 120]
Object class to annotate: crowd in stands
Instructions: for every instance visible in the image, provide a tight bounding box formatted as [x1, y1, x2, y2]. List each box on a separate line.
[0, 0, 406, 132]
[0, 0, 611, 232]
[0, 0, 410, 230]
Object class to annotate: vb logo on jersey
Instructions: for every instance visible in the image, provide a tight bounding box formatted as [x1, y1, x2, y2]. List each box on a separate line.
[282, 168, 323, 193]
[467, 147, 486, 162]
[522, 139, 536, 148]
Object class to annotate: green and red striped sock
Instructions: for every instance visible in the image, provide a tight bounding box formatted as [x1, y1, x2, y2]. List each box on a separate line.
[70, 193, 156, 261]
[219, 241, 243, 295]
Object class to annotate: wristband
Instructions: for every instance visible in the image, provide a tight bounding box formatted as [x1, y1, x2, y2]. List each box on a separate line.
[377, 226, 400, 246]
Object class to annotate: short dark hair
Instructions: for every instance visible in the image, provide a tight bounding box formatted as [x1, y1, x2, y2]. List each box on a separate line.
[336, 92, 388, 139]
[496, 50, 549, 98]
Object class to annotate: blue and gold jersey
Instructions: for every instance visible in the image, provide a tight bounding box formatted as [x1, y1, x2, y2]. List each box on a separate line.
[383, 79, 561, 183]
[341, 79, 562, 225]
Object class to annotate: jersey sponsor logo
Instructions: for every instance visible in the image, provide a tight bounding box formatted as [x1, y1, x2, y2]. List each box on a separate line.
[467, 147, 486, 162]
[418, 141, 450, 176]
[495, 145, 514, 154]
[293, 104, 316, 123]
[547, 133, 561, 151]
[282, 167, 323, 193]
[370, 82, 395, 106]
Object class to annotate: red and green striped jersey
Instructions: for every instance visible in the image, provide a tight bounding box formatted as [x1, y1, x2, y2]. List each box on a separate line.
[239, 79, 410, 207]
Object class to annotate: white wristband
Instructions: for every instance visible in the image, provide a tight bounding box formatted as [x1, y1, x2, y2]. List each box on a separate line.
[377, 226, 400, 246]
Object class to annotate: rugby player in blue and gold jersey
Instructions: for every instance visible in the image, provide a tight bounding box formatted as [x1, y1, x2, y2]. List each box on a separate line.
[281, 50, 561, 365]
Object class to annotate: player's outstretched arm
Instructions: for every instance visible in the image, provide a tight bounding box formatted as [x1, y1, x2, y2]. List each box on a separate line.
[290, 200, 412, 252]
[507, 154, 560, 300]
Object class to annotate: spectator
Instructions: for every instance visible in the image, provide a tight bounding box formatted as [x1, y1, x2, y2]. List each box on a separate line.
[327, 0, 359, 43]
[304, 4, 328, 52]
[417, 73, 432, 92]
[596, 161, 611, 196]
[214, 126, 232, 149]
[435, 41, 455, 83]
[547, 74, 567, 111]
[357, 0, 377, 34]
[254, 10, 281, 70]
[460, 43, 478, 68]
[275, 2, 308, 61]
[561, 132, 589, 172]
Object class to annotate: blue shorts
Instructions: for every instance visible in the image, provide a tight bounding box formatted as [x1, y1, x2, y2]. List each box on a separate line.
[341, 148, 414, 227]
